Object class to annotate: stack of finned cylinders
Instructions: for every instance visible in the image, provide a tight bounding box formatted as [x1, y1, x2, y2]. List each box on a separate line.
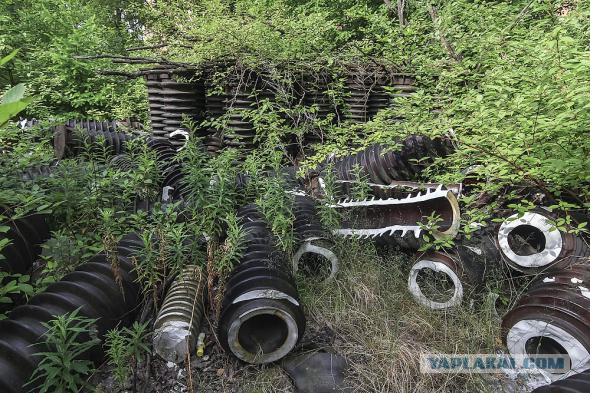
[300, 72, 340, 145]
[145, 69, 206, 149]
[204, 69, 272, 155]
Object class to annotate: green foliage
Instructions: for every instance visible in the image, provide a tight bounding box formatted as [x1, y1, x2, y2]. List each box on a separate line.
[105, 321, 150, 387]
[0, 272, 33, 318]
[28, 309, 99, 393]
[0, 0, 147, 119]
[0, 50, 31, 126]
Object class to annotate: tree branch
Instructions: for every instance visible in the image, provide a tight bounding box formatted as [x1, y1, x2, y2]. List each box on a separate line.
[427, 3, 462, 62]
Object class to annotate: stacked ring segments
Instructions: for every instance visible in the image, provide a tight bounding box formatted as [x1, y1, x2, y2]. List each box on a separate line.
[0, 234, 143, 393]
[218, 204, 305, 364]
[146, 70, 206, 149]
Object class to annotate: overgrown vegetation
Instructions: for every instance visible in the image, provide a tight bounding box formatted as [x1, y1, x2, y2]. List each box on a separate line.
[1, 1, 589, 392]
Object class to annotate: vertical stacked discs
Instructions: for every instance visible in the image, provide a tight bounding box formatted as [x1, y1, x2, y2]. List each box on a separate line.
[204, 71, 273, 155]
[145, 69, 206, 149]
[0, 234, 142, 393]
[218, 204, 305, 364]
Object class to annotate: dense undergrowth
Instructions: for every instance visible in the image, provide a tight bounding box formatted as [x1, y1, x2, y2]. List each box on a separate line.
[1, 0, 589, 392]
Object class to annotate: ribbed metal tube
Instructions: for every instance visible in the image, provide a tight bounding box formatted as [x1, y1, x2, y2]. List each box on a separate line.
[218, 204, 305, 364]
[0, 233, 142, 393]
[316, 135, 454, 199]
[502, 263, 590, 382]
[0, 214, 50, 275]
[153, 264, 206, 363]
[291, 195, 339, 281]
[497, 210, 590, 272]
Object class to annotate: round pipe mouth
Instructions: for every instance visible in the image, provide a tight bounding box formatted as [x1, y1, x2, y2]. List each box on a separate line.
[498, 212, 563, 269]
[227, 306, 299, 364]
[407, 259, 463, 310]
[506, 319, 590, 377]
[292, 240, 339, 282]
[432, 190, 461, 240]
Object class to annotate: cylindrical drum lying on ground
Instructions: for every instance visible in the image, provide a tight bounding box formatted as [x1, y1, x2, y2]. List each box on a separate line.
[497, 210, 590, 272]
[502, 263, 590, 382]
[0, 234, 143, 393]
[218, 204, 305, 364]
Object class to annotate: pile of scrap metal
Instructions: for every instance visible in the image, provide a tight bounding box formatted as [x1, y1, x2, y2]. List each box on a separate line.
[4, 120, 590, 393]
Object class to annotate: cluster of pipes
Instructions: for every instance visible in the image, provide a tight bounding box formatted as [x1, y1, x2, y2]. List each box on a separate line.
[1, 77, 588, 393]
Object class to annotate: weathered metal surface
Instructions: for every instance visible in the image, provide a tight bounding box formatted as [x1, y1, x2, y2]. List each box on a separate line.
[532, 367, 590, 392]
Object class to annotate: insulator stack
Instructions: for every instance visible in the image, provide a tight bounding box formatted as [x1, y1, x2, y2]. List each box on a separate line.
[291, 195, 339, 281]
[218, 204, 305, 364]
[333, 185, 461, 251]
[204, 70, 276, 155]
[497, 210, 590, 273]
[161, 163, 190, 201]
[299, 73, 339, 145]
[0, 214, 50, 275]
[153, 265, 206, 363]
[20, 162, 58, 181]
[145, 138, 182, 192]
[0, 234, 143, 393]
[502, 263, 590, 382]
[53, 120, 140, 159]
[407, 251, 484, 310]
[532, 368, 590, 392]
[145, 70, 206, 148]
[321, 135, 454, 198]
[108, 154, 137, 172]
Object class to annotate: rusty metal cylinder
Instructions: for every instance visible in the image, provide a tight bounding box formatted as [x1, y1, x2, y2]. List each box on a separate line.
[497, 210, 590, 272]
[153, 265, 206, 363]
[218, 204, 305, 364]
[0, 234, 143, 393]
[502, 263, 590, 382]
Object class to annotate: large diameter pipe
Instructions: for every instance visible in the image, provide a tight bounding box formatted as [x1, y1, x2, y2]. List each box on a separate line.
[0, 234, 143, 393]
[502, 263, 590, 383]
[497, 210, 590, 272]
[218, 204, 305, 364]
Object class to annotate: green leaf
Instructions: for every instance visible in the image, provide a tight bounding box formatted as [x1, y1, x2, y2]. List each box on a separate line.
[0, 49, 18, 68]
[2, 83, 26, 104]
[0, 97, 32, 126]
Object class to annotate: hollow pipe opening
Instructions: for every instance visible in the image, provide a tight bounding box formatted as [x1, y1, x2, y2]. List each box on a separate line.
[507, 225, 547, 256]
[227, 306, 299, 364]
[408, 259, 463, 310]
